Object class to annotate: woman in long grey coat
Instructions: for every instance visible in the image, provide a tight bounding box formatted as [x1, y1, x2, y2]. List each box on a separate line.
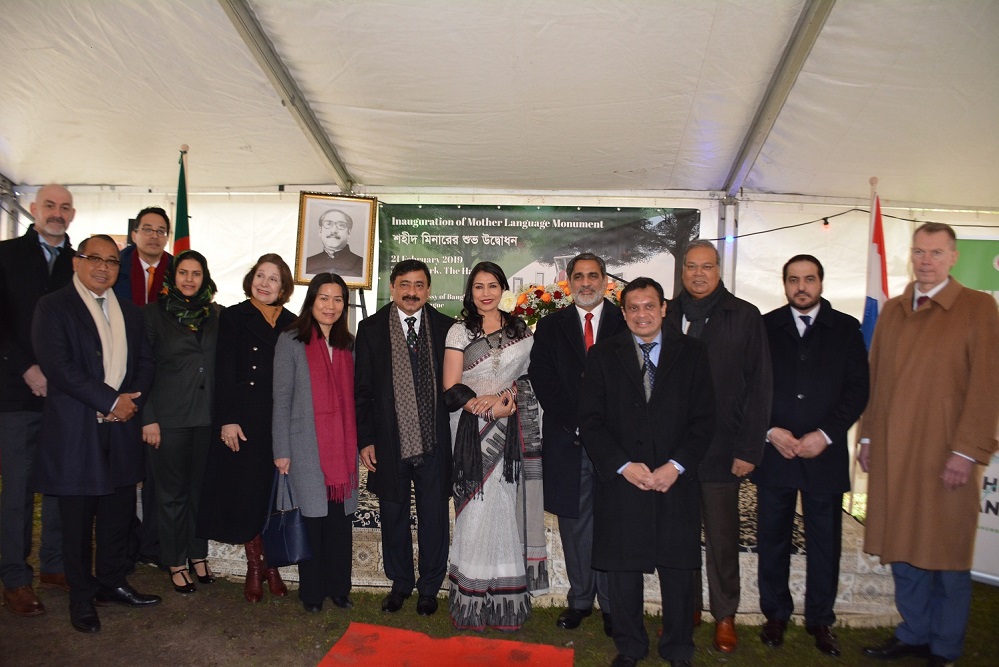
[272, 273, 359, 613]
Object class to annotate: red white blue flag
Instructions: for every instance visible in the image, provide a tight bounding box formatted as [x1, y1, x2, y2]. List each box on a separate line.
[861, 194, 888, 349]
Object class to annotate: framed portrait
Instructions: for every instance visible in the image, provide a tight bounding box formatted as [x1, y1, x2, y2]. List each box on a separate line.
[295, 192, 377, 288]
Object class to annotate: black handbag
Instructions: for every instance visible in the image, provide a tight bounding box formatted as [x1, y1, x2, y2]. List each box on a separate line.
[261, 471, 313, 567]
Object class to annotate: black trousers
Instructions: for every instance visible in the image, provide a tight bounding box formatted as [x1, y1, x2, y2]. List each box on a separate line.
[59, 484, 135, 605]
[609, 567, 696, 662]
[378, 453, 449, 598]
[148, 425, 211, 568]
[298, 501, 353, 605]
[756, 484, 842, 627]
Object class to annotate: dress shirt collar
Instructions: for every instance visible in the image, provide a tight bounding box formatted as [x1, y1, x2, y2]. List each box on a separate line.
[914, 278, 949, 309]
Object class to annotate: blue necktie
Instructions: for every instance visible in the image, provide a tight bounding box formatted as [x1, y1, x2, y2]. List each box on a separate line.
[640, 341, 657, 392]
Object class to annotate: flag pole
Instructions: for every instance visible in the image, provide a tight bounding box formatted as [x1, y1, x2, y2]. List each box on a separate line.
[173, 144, 190, 253]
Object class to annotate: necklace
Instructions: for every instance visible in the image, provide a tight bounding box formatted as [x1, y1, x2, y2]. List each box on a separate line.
[486, 329, 504, 371]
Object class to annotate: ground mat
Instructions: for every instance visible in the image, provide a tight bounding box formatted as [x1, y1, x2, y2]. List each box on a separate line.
[318, 621, 574, 666]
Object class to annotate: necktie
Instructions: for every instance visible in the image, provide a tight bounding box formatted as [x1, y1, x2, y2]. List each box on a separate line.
[40, 242, 58, 275]
[640, 341, 657, 396]
[146, 266, 156, 304]
[799, 314, 812, 335]
[916, 295, 929, 309]
[95, 296, 108, 321]
[405, 316, 418, 350]
[584, 312, 594, 351]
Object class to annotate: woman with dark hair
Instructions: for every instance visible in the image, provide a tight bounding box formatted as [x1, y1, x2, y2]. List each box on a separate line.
[197, 254, 295, 602]
[442, 261, 548, 630]
[272, 273, 359, 612]
[142, 250, 220, 593]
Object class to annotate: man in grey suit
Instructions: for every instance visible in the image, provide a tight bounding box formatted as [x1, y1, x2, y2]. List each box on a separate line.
[529, 252, 626, 636]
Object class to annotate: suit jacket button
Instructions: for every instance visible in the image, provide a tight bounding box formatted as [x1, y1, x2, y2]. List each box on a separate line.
[797, 393, 805, 399]
[249, 381, 255, 386]
[252, 346, 258, 351]
[252, 365, 256, 370]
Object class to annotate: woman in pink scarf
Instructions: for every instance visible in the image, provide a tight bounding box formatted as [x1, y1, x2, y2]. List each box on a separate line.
[272, 273, 359, 612]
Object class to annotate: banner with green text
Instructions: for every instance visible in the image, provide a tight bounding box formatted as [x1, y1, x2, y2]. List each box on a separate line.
[376, 204, 700, 317]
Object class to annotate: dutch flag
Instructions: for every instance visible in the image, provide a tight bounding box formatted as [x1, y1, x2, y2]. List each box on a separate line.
[861, 194, 888, 350]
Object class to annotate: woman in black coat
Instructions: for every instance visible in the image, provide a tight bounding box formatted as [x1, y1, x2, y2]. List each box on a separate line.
[142, 250, 220, 594]
[197, 254, 295, 602]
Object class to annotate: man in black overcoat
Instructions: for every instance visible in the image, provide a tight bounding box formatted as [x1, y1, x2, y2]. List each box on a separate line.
[0, 184, 74, 616]
[580, 277, 715, 667]
[754, 255, 869, 657]
[355, 259, 453, 616]
[32, 235, 160, 634]
[529, 252, 626, 635]
[664, 239, 772, 653]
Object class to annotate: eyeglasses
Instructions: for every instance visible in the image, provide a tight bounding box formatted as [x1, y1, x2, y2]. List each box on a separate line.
[320, 219, 350, 230]
[137, 226, 169, 238]
[76, 254, 121, 268]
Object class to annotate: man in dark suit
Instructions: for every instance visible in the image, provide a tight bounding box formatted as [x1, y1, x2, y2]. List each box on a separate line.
[754, 255, 869, 657]
[529, 252, 626, 635]
[305, 209, 364, 276]
[0, 184, 74, 616]
[580, 277, 715, 667]
[114, 206, 173, 569]
[354, 259, 453, 616]
[664, 239, 772, 653]
[32, 235, 160, 633]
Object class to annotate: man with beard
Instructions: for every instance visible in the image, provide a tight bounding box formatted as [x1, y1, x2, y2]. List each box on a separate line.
[664, 239, 772, 653]
[755, 255, 869, 657]
[354, 260, 454, 615]
[305, 209, 364, 276]
[0, 184, 74, 616]
[530, 252, 626, 636]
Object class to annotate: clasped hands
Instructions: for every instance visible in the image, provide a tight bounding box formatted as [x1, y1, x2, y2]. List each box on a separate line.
[768, 427, 827, 459]
[100, 391, 141, 424]
[623, 461, 679, 493]
[464, 391, 516, 421]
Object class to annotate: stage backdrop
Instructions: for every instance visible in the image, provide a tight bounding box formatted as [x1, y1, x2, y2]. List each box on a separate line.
[953, 239, 999, 584]
[376, 204, 700, 317]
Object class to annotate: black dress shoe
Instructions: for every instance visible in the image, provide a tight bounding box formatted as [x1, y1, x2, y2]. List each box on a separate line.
[610, 655, 639, 667]
[760, 618, 788, 647]
[416, 595, 439, 616]
[556, 606, 592, 629]
[927, 655, 955, 667]
[331, 596, 353, 608]
[70, 600, 101, 633]
[808, 625, 841, 657]
[602, 612, 613, 637]
[95, 583, 161, 607]
[381, 591, 409, 613]
[862, 635, 931, 660]
[303, 601, 323, 613]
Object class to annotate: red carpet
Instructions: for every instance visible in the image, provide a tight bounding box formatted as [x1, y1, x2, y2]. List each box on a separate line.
[318, 622, 574, 666]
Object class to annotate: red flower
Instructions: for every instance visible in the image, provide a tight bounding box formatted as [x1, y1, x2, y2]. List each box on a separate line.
[553, 291, 563, 299]
[534, 289, 544, 297]
[526, 307, 535, 315]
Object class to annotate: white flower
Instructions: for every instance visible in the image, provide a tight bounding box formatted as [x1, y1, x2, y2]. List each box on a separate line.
[499, 289, 517, 312]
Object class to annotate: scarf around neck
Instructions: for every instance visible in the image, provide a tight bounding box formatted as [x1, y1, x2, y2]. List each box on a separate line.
[677, 281, 728, 339]
[304, 331, 358, 502]
[250, 297, 283, 328]
[73, 274, 128, 392]
[389, 304, 437, 465]
[161, 281, 215, 332]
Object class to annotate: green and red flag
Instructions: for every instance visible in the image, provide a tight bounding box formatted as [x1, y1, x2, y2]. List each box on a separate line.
[173, 145, 190, 253]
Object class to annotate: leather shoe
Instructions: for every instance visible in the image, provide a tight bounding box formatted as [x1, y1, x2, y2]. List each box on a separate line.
[3, 585, 45, 616]
[70, 600, 100, 633]
[381, 591, 409, 612]
[714, 615, 738, 653]
[760, 618, 787, 647]
[610, 655, 639, 667]
[862, 635, 931, 660]
[331, 596, 353, 608]
[602, 612, 613, 637]
[927, 656, 956, 667]
[808, 625, 841, 657]
[303, 601, 322, 613]
[39, 573, 71, 593]
[95, 583, 161, 607]
[556, 606, 592, 629]
[417, 595, 438, 616]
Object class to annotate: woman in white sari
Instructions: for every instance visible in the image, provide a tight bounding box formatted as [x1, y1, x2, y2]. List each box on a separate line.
[443, 261, 548, 631]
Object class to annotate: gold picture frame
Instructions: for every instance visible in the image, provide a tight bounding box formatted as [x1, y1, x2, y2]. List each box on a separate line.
[294, 192, 377, 289]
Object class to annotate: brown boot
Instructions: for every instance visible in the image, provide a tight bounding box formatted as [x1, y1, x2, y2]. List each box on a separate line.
[263, 566, 288, 597]
[243, 535, 264, 603]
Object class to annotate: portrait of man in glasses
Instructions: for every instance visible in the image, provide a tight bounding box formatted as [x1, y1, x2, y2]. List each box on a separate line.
[304, 208, 363, 276]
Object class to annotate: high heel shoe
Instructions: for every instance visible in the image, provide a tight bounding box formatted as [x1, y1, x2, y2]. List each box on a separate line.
[170, 567, 197, 594]
[188, 559, 216, 584]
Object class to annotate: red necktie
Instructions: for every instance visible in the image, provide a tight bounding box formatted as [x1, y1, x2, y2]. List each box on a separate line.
[584, 312, 594, 351]
[916, 295, 929, 309]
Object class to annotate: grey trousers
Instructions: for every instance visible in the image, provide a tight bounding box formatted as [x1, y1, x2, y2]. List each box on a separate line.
[557, 451, 610, 612]
[694, 481, 741, 620]
[0, 411, 62, 588]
